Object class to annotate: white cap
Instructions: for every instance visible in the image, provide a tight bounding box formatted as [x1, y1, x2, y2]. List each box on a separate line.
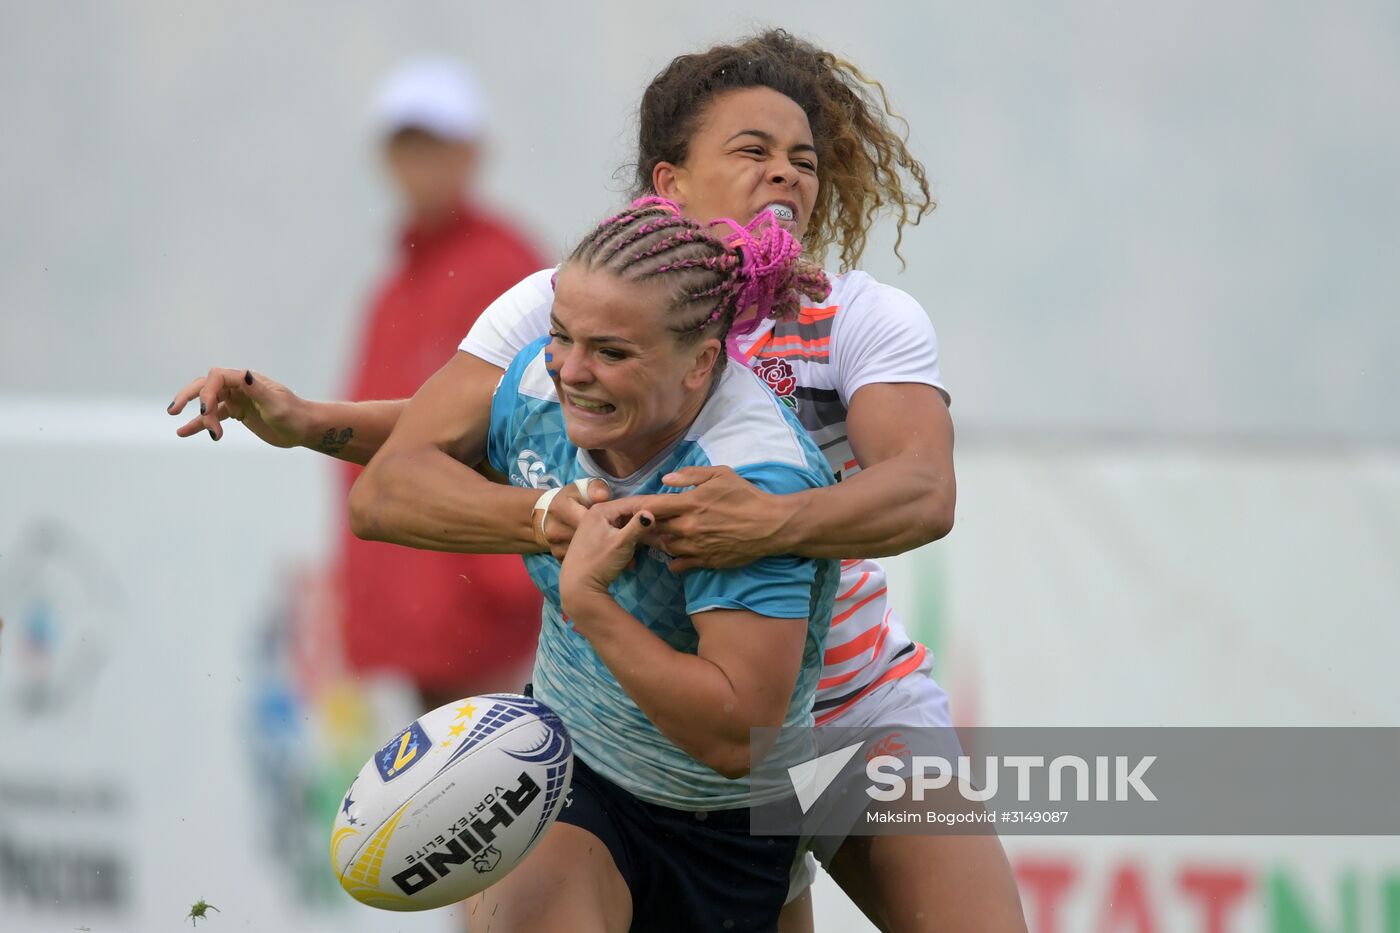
[371, 57, 488, 142]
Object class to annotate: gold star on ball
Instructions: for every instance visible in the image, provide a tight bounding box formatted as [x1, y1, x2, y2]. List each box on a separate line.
[453, 701, 477, 720]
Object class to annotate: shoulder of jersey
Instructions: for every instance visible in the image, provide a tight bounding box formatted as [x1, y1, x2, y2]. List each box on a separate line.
[684, 365, 812, 471]
[822, 269, 874, 307]
[515, 344, 560, 403]
[495, 268, 556, 325]
[798, 270, 874, 334]
[522, 267, 557, 293]
[508, 269, 557, 326]
[815, 269, 929, 332]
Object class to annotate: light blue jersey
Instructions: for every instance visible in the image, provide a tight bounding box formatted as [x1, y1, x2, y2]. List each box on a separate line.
[488, 337, 837, 810]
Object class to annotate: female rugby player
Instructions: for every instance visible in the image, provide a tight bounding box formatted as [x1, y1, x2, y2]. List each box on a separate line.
[170, 30, 1026, 932]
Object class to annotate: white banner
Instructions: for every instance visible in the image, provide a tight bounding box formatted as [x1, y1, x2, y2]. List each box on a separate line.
[3, 404, 1397, 931]
[0, 401, 455, 933]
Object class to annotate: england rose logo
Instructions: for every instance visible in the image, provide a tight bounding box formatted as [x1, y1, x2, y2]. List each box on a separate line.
[754, 357, 798, 408]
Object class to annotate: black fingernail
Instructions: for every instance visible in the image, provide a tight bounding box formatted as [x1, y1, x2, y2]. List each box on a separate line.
[208, 429, 217, 441]
[167, 398, 176, 412]
[199, 402, 206, 415]
[639, 515, 652, 527]
[244, 370, 253, 385]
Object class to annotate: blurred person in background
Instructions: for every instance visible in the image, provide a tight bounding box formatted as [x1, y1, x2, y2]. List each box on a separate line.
[335, 57, 545, 709]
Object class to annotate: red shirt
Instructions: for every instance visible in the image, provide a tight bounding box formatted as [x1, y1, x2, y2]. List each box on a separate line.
[339, 201, 545, 692]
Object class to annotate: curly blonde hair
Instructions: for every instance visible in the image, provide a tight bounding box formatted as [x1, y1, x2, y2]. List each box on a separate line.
[633, 29, 934, 271]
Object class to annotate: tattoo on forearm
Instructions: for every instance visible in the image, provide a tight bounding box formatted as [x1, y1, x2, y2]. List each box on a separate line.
[319, 427, 354, 455]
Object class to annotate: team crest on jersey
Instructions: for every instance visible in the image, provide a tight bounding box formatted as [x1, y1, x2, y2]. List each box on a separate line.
[753, 357, 798, 409]
[375, 721, 431, 782]
[513, 449, 560, 489]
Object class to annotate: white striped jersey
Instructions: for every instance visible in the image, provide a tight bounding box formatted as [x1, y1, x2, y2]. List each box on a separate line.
[462, 268, 949, 725]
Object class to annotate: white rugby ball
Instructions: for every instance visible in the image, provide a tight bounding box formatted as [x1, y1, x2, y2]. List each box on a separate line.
[330, 693, 573, 911]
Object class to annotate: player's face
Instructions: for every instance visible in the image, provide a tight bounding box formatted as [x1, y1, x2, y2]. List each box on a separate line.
[653, 87, 818, 240]
[548, 266, 721, 477]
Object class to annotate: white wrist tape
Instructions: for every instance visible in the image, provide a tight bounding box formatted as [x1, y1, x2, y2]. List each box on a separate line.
[532, 477, 602, 548]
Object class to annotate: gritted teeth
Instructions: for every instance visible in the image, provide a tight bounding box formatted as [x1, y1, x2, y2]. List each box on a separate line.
[569, 395, 614, 412]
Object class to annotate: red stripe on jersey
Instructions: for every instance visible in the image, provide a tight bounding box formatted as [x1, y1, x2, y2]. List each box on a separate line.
[740, 331, 773, 361]
[817, 664, 865, 692]
[763, 347, 831, 362]
[815, 643, 929, 726]
[824, 617, 889, 665]
[829, 587, 887, 628]
[836, 571, 872, 602]
[798, 305, 840, 323]
[766, 334, 830, 352]
[817, 610, 890, 689]
[816, 616, 891, 691]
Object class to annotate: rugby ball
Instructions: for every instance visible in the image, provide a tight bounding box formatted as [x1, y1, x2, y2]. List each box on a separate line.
[330, 693, 573, 911]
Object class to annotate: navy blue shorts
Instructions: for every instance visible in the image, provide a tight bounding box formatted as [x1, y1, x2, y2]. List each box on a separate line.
[557, 755, 798, 933]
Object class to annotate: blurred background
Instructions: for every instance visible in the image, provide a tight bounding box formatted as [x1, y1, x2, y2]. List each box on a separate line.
[2, 2, 1398, 931]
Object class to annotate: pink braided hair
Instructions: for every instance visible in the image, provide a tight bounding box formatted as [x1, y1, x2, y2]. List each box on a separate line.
[560, 196, 830, 365]
[633, 197, 831, 330]
[705, 210, 830, 353]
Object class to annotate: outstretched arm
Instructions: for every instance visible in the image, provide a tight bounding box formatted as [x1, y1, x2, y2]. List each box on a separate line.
[167, 367, 406, 465]
[166, 361, 604, 551]
[640, 382, 955, 569]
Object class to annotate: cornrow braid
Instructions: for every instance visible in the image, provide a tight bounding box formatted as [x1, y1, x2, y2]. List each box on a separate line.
[564, 197, 831, 370]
